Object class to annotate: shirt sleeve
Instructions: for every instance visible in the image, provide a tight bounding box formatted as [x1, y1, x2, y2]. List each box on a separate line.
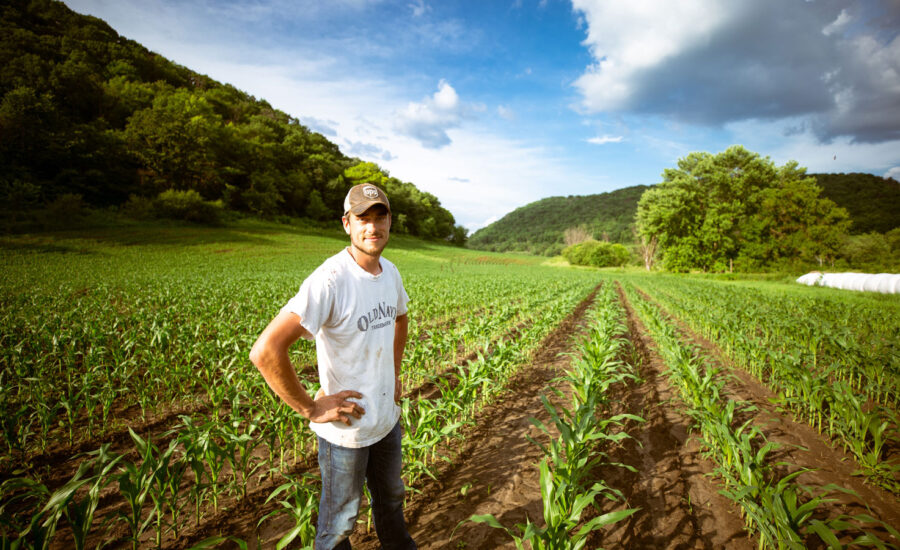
[280, 267, 334, 339]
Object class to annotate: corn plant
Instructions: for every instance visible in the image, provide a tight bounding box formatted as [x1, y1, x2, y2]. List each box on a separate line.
[622, 281, 899, 549]
[115, 429, 166, 550]
[256, 474, 319, 550]
[625, 273, 900, 493]
[470, 460, 638, 550]
[470, 284, 642, 548]
[1, 445, 121, 550]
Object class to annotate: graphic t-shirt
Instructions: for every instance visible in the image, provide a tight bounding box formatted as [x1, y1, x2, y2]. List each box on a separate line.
[281, 249, 409, 448]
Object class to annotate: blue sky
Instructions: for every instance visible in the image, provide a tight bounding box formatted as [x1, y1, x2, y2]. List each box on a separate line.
[65, 0, 900, 231]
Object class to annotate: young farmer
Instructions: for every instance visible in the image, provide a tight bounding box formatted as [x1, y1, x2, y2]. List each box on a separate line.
[250, 183, 416, 549]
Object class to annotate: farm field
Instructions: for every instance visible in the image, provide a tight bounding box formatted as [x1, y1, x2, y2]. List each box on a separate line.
[1, 222, 899, 549]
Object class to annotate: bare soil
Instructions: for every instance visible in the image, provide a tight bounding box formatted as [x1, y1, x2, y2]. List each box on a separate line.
[349, 282, 757, 549]
[632, 285, 900, 543]
[20, 279, 900, 550]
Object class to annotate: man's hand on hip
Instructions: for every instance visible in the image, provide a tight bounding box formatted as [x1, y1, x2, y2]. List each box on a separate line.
[309, 389, 365, 425]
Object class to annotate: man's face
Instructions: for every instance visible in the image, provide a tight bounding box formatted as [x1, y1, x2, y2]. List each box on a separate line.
[343, 204, 391, 258]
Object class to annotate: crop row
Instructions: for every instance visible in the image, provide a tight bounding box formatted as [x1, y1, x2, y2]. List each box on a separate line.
[473, 281, 642, 548]
[1, 263, 599, 548]
[0, 260, 597, 462]
[621, 281, 898, 549]
[625, 275, 900, 493]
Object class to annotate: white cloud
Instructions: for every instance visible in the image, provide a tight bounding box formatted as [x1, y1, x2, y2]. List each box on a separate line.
[393, 80, 467, 148]
[381, 127, 598, 229]
[497, 105, 515, 120]
[587, 135, 624, 145]
[822, 9, 852, 37]
[300, 116, 339, 136]
[571, 0, 900, 143]
[571, 0, 729, 112]
[726, 118, 900, 177]
[885, 167, 900, 181]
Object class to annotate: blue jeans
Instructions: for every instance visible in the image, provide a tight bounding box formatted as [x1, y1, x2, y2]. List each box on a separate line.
[315, 421, 416, 550]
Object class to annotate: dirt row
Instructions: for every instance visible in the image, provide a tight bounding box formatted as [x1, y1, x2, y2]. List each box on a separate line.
[629, 284, 900, 541]
[348, 281, 753, 549]
[335, 281, 900, 549]
[26, 278, 900, 549]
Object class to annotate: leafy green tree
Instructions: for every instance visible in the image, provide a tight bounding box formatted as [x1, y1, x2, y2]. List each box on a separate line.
[839, 232, 894, 270]
[447, 224, 468, 247]
[562, 240, 630, 267]
[0, 0, 461, 239]
[124, 88, 224, 192]
[739, 168, 850, 268]
[305, 189, 330, 221]
[636, 146, 849, 272]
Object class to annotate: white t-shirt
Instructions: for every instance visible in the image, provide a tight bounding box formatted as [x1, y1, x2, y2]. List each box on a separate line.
[281, 248, 409, 448]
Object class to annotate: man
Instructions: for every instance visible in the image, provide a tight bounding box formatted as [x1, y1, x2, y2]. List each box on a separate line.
[249, 183, 416, 549]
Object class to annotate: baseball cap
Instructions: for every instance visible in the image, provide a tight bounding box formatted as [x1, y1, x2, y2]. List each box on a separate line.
[343, 183, 391, 216]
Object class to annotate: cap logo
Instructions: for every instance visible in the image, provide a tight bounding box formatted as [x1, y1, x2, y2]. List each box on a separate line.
[363, 185, 379, 199]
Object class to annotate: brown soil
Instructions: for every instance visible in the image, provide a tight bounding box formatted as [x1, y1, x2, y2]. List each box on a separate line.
[586, 286, 754, 550]
[631, 285, 900, 541]
[18, 279, 900, 550]
[347, 282, 757, 549]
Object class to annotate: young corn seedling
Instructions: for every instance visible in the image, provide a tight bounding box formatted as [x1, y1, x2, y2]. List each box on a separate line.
[256, 474, 318, 550]
[470, 459, 638, 550]
[115, 429, 165, 550]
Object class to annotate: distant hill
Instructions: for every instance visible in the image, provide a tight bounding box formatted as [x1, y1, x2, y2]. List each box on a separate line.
[1, 0, 463, 241]
[812, 173, 900, 234]
[467, 185, 650, 256]
[468, 173, 899, 256]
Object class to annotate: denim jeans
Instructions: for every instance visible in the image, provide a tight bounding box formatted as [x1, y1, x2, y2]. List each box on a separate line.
[315, 421, 416, 550]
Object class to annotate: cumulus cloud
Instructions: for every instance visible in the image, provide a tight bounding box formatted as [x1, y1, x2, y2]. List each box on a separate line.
[394, 80, 469, 148]
[587, 135, 624, 145]
[571, 0, 900, 144]
[885, 167, 900, 181]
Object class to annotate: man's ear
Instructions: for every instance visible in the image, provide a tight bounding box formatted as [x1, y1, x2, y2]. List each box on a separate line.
[342, 215, 351, 235]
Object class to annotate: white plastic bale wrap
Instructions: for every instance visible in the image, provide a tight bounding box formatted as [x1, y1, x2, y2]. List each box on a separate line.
[796, 272, 823, 286]
[796, 272, 900, 294]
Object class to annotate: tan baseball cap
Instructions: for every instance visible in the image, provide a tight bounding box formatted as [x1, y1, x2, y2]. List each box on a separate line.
[343, 183, 391, 216]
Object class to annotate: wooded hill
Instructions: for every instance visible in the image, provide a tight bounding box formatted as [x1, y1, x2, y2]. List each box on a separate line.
[0, 0, 465, 242]
[467, 185, 650, 256]
[813, 173, 900, 234]
[468, 173, 898, 256]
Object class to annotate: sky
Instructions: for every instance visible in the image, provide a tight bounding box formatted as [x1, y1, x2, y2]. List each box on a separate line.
[64, 0, 900, 232]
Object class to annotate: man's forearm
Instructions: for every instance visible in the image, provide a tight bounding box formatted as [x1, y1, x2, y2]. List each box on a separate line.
[251, 345, 315, 418]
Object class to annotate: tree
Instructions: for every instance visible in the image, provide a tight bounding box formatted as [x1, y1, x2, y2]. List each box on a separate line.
[447, 224, 468, 247]
[124, 89, 224, 192]
[636, 146, 849, 272]
[562, 239, 630, 268]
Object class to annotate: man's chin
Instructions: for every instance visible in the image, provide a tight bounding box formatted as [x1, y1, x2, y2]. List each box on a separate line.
[354, 242, 386, 257]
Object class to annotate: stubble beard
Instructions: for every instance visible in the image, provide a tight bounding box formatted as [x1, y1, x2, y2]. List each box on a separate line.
[352, 232, 388, 258]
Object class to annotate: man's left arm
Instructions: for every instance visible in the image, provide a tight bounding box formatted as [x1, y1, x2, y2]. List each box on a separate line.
[393, 313, 408, 402]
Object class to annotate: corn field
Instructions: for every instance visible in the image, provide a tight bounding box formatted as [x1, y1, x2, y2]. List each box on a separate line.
[1, 224, 898, 549]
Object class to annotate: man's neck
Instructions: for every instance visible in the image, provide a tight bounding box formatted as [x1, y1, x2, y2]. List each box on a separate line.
[348, 246, 382, 275]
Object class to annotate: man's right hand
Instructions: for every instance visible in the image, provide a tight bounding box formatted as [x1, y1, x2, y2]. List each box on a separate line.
[308, 390, 365, 425]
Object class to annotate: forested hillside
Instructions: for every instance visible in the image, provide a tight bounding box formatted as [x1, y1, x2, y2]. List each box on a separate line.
[0, 0, 465, 242]
[812, 173, 900, 234]
[467, 185, 649, 255]
[469, 172, 898, 259]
